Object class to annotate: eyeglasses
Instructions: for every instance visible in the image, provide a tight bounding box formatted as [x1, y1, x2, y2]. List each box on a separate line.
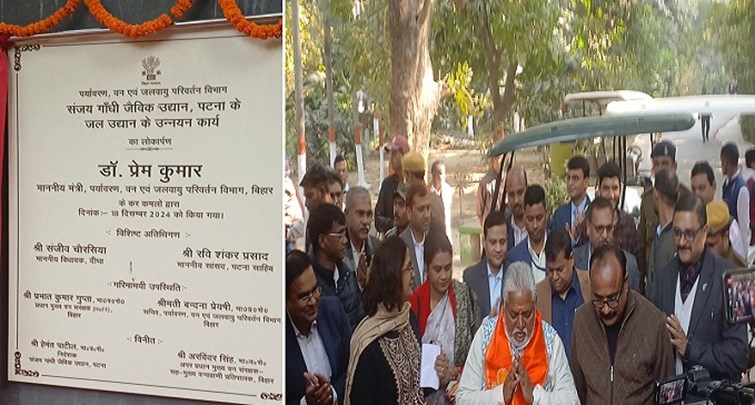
[589, 221, 615, 235]
[327, 231, 347, 240]
[297, 286, 321, 305]
[591, 282, 625, 309]
[672, 225, 704, 241]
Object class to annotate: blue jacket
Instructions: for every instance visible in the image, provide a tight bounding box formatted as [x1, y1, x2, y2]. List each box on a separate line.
[286, 296, 352, 405]
[551, 196, 590, 246]
[507, 238, 548, 281]
[723, 173, 746, 222]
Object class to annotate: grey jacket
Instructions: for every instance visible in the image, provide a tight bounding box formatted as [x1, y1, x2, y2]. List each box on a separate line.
[573, 244, 640, 292]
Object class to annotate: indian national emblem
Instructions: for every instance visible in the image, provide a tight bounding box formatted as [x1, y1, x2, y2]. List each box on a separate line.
[142, 56, 161, 81]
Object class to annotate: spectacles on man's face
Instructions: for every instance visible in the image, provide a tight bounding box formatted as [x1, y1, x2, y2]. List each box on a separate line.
[672, 225, 705, 241]
[589, 220, 615, 235]
[591, 280, 625, 309]
[327, 230, 347, 240]
[296, 285, 321, 305]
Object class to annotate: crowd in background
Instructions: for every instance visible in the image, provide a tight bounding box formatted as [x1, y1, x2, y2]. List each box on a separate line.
[284, 136, 751, 405]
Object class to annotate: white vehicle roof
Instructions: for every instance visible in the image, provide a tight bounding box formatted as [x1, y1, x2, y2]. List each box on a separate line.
[606, 94, 755, 115]
[564, 90, 653, 107]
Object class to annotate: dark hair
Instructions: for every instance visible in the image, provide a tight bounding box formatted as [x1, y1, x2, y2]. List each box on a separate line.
[406, 182, 429, 208]
[325, 167, 344, 189]
[567, 156, 590, 178]
[691, 161, 715, 185]
[431, 160, 445, 175]
[720, 143, 739, 166]
[654, 168, 680, 204]
[524, 185, 547, 210]
[307, 203, 346, 253]
[333, 154, 346, 166]
[589, 242, 627, 278]
[362, 236, 408, 316]
[424, 230, 453, 268]
[674, 192, 707, 226]
[597, 161, 621, 186]
[483, 210, 508, 237]
[300, 163, 329, 189]
[286, 250, 312, 297]
[545, 228, 572, 262]
[746, 149, 755, 169]
[586, 196, 615, 222]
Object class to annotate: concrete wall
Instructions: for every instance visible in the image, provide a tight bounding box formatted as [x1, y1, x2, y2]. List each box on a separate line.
[0, 1, 280, 403]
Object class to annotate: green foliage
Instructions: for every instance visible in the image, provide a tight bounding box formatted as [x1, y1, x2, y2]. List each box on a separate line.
[544, 175, 568, 216]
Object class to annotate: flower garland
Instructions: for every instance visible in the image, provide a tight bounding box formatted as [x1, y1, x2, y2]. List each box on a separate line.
[0, 0, 81, 37]
[217, 0, 282, 40]
[84, 0, 196, 39]
[0, 0, 280, 41]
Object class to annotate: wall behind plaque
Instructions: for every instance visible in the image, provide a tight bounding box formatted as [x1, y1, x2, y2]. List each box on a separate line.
[0, 1, 281, 404]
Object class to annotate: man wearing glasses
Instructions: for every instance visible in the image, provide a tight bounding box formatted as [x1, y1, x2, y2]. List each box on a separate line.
[573, 197, 640, 291]
[286, 250, 352, 405]
[654, 193, 748, 381]
[308, 203, 364, 329]
[571, 243, 675, 405]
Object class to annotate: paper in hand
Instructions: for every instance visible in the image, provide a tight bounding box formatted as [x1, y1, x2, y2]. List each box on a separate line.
[420, 343, 441, 389]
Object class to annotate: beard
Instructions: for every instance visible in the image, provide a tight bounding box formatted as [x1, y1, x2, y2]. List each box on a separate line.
[505, 326, 532, 353]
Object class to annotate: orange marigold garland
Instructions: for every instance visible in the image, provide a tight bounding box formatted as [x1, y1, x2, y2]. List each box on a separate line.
[84, 0, 186, 38]
[171, 0, 197, 19]
[0, 0, 81, 37]
[217, 0, 282, 40]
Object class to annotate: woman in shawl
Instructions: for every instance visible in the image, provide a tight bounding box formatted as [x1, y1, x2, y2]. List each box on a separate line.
[409, 232, 481, 404]
[345, 236, 424, 405]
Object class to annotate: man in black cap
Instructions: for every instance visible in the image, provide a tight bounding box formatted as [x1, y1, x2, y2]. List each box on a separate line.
[638, 140, 677, 296]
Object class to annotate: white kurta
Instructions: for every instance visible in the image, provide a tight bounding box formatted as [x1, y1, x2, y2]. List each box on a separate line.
[457, 318, 579, 405]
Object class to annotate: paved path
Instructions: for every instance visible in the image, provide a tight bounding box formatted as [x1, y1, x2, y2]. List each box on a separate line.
[632, 112, 753, 196]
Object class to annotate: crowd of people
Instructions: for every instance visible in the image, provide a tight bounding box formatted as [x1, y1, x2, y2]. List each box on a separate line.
[285, 136, 751, 404]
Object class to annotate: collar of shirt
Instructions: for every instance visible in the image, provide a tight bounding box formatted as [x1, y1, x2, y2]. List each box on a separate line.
[486, 262, 504, 280]
[511, 217, 527, 244]
[656, 219, 673, 239]
[571, 197, 588, 217]
[410, 229, 426, 246]
[528, 238, 547, 271]
[727, 168, 742, 183]
[552, 270, 582, 300]
[350, 240, 364, 256]
[290, 315, 317, 339]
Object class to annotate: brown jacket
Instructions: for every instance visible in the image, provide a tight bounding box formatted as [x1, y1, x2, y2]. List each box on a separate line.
[571, 290, 676, 405]
[535, 269, 592, 325]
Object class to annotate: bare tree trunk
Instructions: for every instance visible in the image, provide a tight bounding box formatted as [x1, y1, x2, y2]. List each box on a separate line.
[388, 0, 443, 165]
[291, 0, 307, 181]
[479, 0, 516, 139]
[323, 0, 337, 165]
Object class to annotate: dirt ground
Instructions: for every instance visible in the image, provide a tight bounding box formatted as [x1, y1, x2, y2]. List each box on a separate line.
[355, 144, 544, 279]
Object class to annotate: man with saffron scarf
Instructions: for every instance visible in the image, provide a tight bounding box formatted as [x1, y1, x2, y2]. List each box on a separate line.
[457, 262, 578, 404]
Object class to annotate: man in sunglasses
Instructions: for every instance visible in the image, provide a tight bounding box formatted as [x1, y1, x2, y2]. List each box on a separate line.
[571, 243, 675, 405]
[573, 196, 640, 291]
[286, 250, 351, 405]
[654, 193, 748, 381]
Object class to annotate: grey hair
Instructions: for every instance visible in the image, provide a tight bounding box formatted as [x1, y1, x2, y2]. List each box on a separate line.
[501, 261, 537, 303]
[345, 186, 371, 211]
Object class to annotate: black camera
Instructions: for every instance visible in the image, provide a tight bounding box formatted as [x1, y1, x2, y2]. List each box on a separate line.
[656, 367, 754, 405]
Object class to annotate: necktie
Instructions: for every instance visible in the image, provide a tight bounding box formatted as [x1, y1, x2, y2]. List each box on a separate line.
[680, 265, 696, 302]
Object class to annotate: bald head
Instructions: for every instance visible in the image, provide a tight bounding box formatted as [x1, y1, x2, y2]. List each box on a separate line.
[589, 243, 629, 327]
[506, 165, 528, 219]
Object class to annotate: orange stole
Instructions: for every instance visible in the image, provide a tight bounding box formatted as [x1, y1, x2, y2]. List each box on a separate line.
[484, 310, 548, 404]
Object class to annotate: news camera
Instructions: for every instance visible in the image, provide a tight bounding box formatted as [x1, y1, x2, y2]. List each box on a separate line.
[654, 268, 755, 405]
